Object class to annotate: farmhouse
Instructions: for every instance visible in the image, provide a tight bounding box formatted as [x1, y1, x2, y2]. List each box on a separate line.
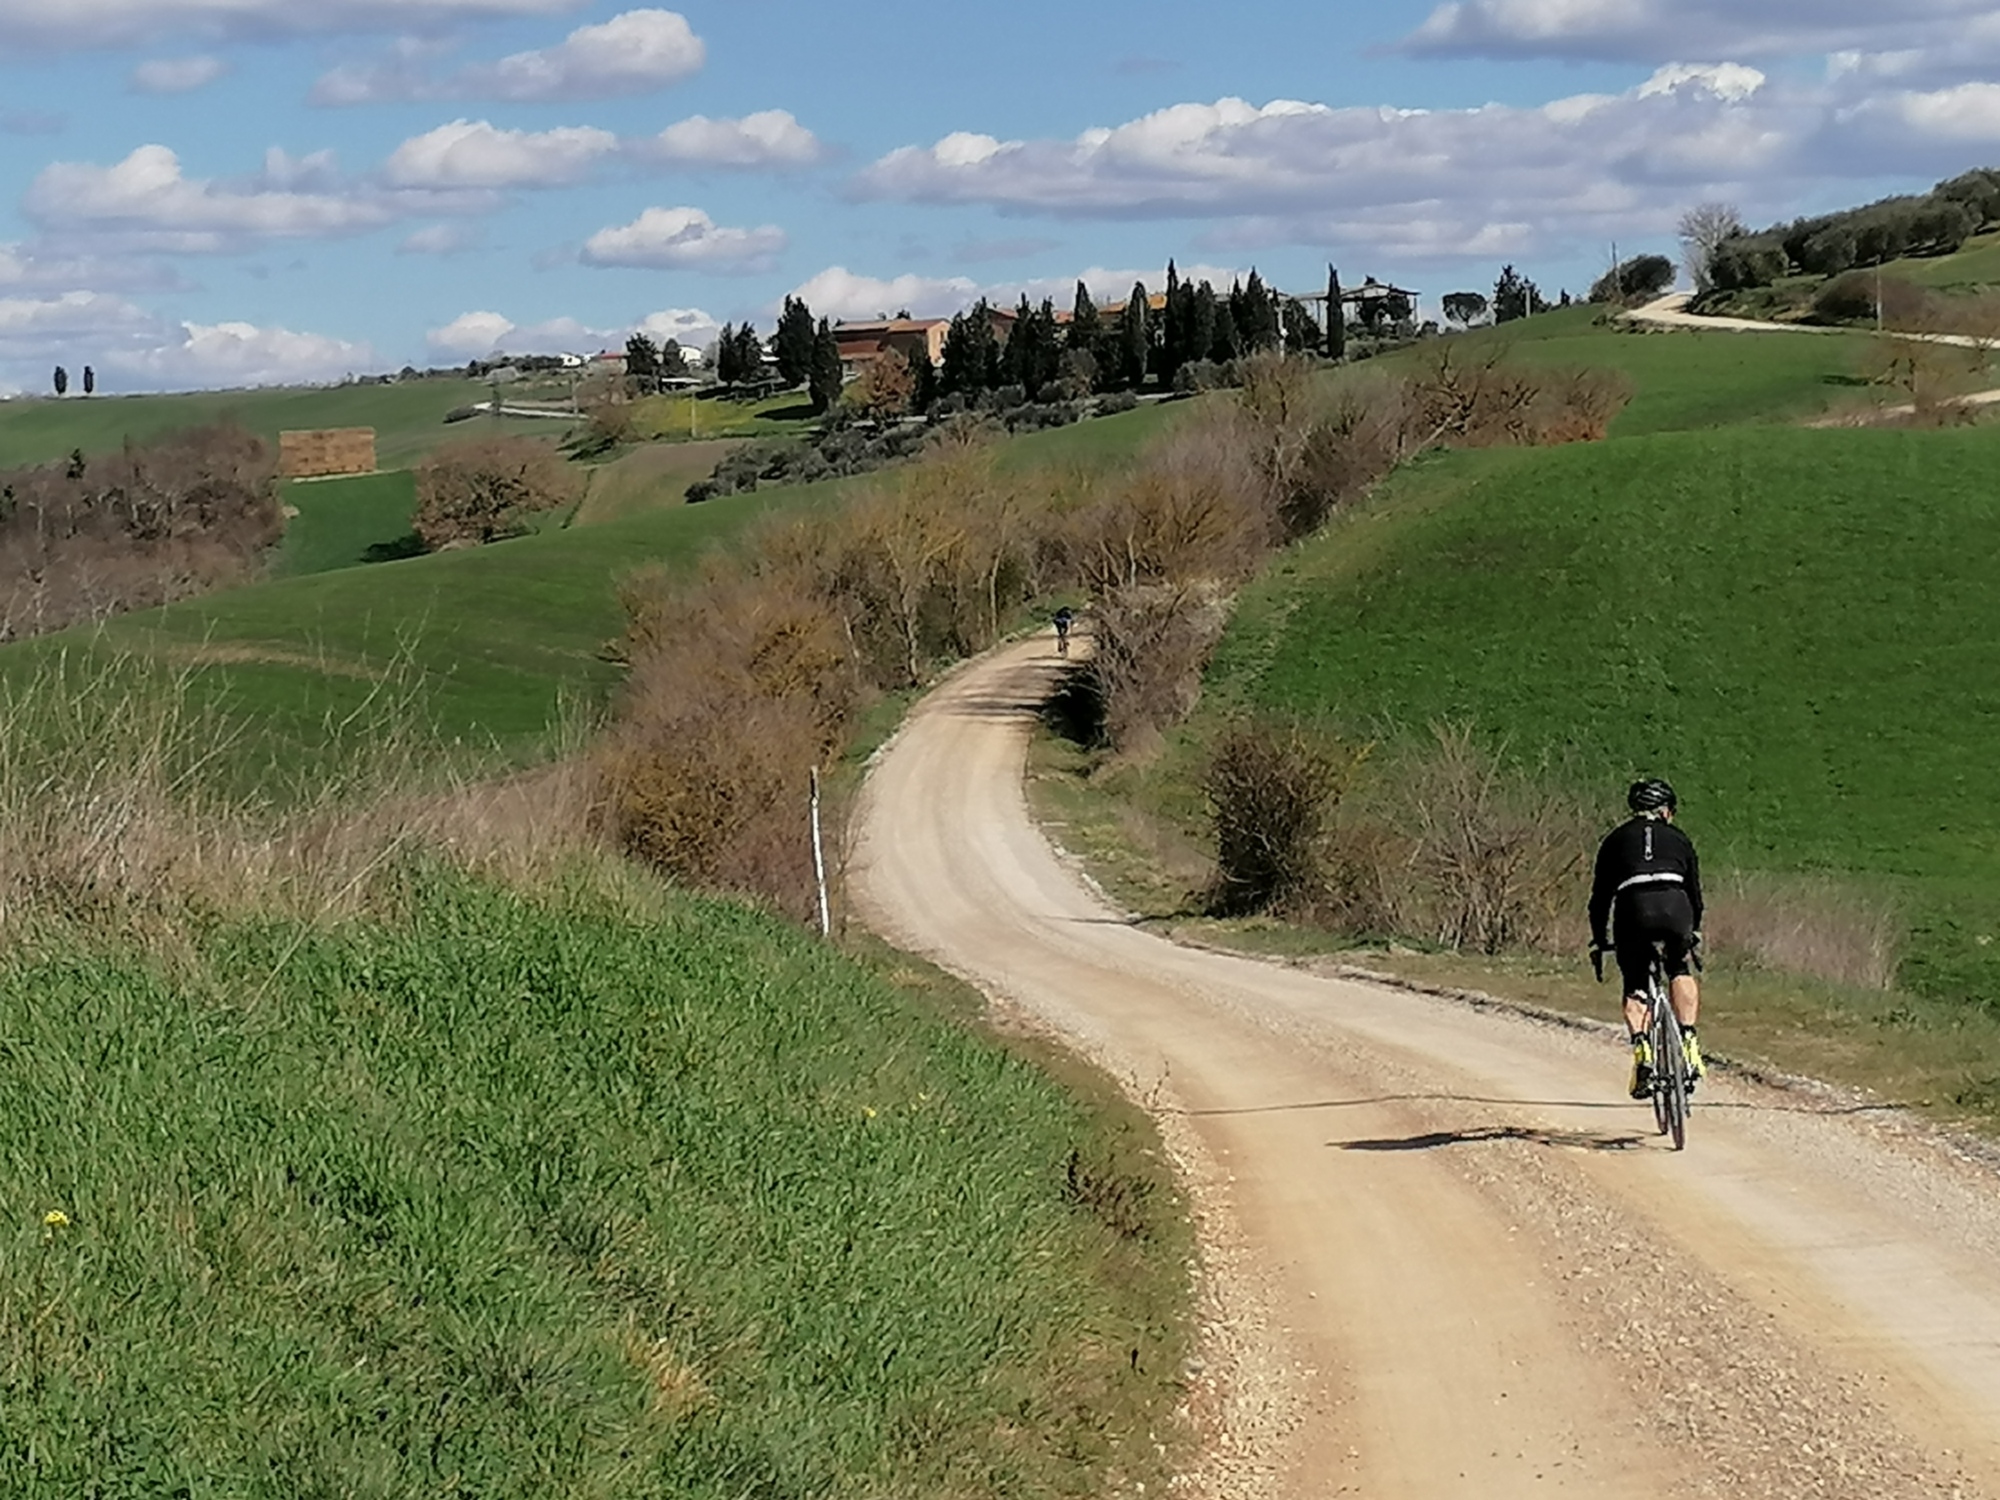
[832, 305, 1017, 376]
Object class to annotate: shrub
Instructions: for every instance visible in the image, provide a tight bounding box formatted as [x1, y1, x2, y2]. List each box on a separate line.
[1096, 390, 1139, 415]
[0, 422, 281, 642]
[1388, 723, 1591, 954]
[412, 435, 582, 550]
[1203, 719, 1361, 916]
[1086, 581, 1232, 755]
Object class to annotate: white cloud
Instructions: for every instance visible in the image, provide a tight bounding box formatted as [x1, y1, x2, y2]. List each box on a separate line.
[636, 110, 825, 168]
[579, 206, 786, 272]
[398, 222, 480, 255]
[130, 55, 228, 94]
[785, 263, 1250, 324]
[0, 0, 584, 51]
[106, 321, 374, 388]
[427, 304, 716, 357]
[1400, 0, 2000, 65]
[384, 118, 617, 189]
[0, 293, 366, 392]
[0, 291, 156, 349]
[314, 7, 702, 105]
[852, 74, 1998, 263]
[0, 243, 178, 293]
[26, 144, 391, 253]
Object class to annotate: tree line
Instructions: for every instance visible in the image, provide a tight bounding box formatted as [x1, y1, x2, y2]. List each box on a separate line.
[1698, 168, 2000, 292]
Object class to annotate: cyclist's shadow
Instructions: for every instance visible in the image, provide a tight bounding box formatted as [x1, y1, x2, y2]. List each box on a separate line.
[1338, 1123, 1650, 1153]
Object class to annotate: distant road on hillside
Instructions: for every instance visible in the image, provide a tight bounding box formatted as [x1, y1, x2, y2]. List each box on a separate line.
[855, 635, 2000, 1500]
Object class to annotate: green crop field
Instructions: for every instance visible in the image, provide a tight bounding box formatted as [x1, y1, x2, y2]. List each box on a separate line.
[0, 864, 1186, 1495]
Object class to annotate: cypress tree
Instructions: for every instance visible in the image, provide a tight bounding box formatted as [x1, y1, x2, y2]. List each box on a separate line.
[1118, 282, 1150, 390]
[1162, 260, 1184, 378]
[1067, 280, 1101, 355]
[1326, 267, 1346, 361]
[1189, 281, 1218, 366]
[808, 317, 842, 413]
[774, 295, 817, 387]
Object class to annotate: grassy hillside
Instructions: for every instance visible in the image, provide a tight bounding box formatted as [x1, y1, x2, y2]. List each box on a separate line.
[0, 863, 1187, 1496]
[1207, 419, 2000, 1005]
[279, 471, 421, 575]
[1465, 305, 1888, 433]
[4, 401, 1178, 785]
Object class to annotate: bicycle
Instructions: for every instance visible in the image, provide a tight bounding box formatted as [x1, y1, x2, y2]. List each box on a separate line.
[1053, 608, 1074, 659]
[1594, 938, 1699, 1150]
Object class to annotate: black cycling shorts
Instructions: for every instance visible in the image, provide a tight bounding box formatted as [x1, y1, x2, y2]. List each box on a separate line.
[1613, 887, 1695, 995]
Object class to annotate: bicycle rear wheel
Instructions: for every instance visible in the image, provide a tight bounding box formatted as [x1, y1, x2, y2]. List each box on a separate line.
[1655, 1006, 1688, 1151]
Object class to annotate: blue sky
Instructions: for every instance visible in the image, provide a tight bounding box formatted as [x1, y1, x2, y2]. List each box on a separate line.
[4, 0, 2000, 391]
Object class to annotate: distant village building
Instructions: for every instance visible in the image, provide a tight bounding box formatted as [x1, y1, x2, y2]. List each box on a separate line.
[832, 305, 1017, 377]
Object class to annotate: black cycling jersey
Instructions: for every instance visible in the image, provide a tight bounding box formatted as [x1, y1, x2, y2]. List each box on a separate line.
[1588, 814, 1703, 950]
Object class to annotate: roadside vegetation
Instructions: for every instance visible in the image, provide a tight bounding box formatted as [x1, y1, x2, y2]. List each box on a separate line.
[1029, 314, 2000, 1133]
[0, 639, 1191, 1495]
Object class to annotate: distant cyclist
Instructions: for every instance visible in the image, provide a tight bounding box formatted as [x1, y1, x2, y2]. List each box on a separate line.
[1053, 605, 1074, 657]
[1589, 779, 1705, 1099]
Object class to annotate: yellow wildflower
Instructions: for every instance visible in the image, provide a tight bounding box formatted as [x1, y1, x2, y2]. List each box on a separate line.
[42, 1210, 68, 1229]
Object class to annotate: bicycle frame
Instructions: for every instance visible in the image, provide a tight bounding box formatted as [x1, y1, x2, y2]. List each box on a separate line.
[1644, 951, 1690, 1151]
[1594, 939, 1692, 1150]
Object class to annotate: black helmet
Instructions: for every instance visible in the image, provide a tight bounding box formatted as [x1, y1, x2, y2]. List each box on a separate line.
[1628, 778, 1677, 814]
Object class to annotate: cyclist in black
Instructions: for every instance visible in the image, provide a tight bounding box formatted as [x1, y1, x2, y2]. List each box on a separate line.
[1052, 606, 1074, 657]
[1589, 779, 1704, 1100]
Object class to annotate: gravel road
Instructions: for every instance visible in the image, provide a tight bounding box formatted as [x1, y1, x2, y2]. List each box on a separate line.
[851, 637, 2000, 1499]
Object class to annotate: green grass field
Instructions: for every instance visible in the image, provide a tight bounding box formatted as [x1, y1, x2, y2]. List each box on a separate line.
[0, 381, 589, 473]
[1205, 419, 2000, 1007]
[279, 471, 421, 576]
[4, 402, 1175, 787]
[1500, 309, 1880, 432]
[0, 864, 1187, 1496]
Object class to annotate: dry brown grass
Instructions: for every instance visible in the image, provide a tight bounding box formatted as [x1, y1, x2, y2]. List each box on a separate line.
[1705, 870, 1901, 991]
[0, 650, 601, 945]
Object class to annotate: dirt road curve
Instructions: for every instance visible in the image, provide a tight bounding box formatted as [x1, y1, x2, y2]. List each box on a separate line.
[852, 638, 2000, 1500]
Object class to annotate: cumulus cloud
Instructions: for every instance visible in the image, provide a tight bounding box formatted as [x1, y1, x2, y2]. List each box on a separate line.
[579, 207, 786, 272]
[130, 55, 228, 94]
[634, 110, 825, 168]
[0, 0, 583, 51]
[0, 291, 157, 350]
[849, 68, 2000, 262]
[1400, 0, 2000, 65]
[313, 8, 702, 105]
[26, 144, 393, 253]
[426, 304, 717, 357]
[107, 321, 374, 388]
[0, 290, 367, 392]
[383, 118, 617, 189]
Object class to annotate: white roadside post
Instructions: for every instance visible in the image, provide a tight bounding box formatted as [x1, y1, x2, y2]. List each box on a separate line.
[810, 767, 831, 939]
